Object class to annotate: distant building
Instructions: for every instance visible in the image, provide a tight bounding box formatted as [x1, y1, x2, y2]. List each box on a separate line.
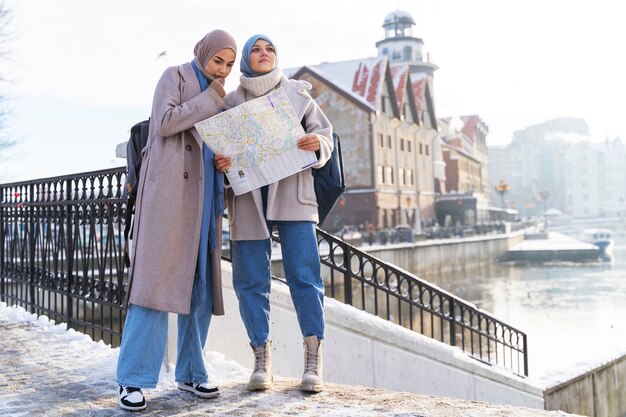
[488, 117, 591, 217]
[564, 137, 626, 218]
[439, 116, 489, 195]
[431, 115, 491, 226]
[488, 117, 626, 219]
[288, 10, 444, 231]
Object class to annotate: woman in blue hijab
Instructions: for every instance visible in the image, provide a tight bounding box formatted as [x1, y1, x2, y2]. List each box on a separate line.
[217, 34, 334, 393]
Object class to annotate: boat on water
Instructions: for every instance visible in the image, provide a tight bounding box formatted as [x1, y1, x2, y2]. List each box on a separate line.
[502, 231, 602, 262]
[582, 228, 614, 259]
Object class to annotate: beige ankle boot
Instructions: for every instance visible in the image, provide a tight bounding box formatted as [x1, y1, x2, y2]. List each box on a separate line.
[248, 341, 273, 390]
[301, 336, 324, 392]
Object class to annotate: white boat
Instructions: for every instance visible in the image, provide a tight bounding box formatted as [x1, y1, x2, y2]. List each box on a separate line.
[582, 228, 614, 259]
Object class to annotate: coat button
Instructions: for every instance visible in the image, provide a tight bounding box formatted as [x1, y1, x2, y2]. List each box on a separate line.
[183, 172, 189, 179]
[186, 144, 192, 151]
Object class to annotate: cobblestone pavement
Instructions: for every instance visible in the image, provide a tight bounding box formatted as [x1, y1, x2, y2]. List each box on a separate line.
[0, 316, 583, 417]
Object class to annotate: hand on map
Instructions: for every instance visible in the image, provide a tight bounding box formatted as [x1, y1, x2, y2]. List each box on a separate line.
[297, 134, 320, 151]
[214, 154, 231, 172]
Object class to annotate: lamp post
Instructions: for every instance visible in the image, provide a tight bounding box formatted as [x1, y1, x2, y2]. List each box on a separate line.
[540, 190, 550, 230]
[495, 180, 510, 221]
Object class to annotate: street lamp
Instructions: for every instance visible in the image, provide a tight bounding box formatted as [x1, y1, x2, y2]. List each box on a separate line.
[495, 179, 510, 207]
[495, 180, 510, 221]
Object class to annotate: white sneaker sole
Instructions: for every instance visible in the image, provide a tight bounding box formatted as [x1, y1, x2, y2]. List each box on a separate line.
[118, 397, 147, 411]
[177, 383, 220, 399]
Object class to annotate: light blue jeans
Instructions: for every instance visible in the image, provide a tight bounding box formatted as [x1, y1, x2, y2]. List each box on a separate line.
[116, 277, 213, 388]
[231, 220, 325, 347]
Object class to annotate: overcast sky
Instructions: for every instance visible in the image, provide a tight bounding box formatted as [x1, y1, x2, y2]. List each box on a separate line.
[1, 0, 625, 182]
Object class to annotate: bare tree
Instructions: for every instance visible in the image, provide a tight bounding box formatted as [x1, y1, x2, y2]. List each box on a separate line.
[0, 0, 15, 151]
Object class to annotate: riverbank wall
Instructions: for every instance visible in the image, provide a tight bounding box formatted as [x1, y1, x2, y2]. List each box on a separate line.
[271, 230, 526, 278]
[543, 353, 626, 417]
[354, 231, 526, 276]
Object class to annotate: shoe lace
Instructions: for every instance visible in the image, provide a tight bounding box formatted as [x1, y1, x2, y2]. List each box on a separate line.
[305, 349, 319, 373]
[253, 348, 268, 371]
[125, 386, 142, 394]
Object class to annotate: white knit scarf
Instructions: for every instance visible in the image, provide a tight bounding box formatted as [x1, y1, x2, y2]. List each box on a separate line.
[239, 67, 283, 98]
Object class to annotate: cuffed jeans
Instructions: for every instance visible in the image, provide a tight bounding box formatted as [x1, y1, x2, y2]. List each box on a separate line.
[116, 277, 213, 388]
[231, 220, 325, 347]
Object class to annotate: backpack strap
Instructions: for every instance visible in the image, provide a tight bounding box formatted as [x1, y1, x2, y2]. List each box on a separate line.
[123, 198, 134, 267]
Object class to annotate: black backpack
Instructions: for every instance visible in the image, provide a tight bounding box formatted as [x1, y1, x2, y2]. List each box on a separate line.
[123, 119, 150, 267]
[301, 117, 346, 225]
[313, 132, 345, 225]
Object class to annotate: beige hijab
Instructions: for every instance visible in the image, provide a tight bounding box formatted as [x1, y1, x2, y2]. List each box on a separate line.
[193, 29, 237, 80]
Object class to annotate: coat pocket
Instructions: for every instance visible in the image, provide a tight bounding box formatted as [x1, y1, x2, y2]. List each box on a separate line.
[147, 142, 176, 183]
[296, 171, 318, 206]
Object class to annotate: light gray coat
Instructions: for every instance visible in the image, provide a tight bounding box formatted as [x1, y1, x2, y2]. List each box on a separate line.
[224, 77, 333, 240]
[126, 63, 225, 315]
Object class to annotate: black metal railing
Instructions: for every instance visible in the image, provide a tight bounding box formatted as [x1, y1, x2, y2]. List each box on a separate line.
[1, 168, 128, 346]
[1, 167, 528, 376]
[314, 230, 527, 376]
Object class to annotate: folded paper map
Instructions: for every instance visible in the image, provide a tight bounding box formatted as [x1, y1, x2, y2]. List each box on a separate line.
[194, 87, 316, 195]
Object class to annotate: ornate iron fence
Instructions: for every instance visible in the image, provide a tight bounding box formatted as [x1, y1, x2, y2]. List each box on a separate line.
[313, 230, 527, 376]
[1, 167, 528, 376]
[0, 168, 128, 346]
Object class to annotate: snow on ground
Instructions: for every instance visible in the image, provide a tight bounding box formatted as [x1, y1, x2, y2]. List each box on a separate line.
[0, 302, 585, 417]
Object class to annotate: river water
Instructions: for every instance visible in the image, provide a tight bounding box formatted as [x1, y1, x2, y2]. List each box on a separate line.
[415, 219, 626, 387]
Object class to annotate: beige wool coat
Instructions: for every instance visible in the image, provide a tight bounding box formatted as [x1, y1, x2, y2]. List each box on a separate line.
[224, 77, 333, 240]
[126, 62, 225, 315]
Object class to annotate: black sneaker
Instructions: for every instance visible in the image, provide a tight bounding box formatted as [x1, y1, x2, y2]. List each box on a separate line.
[177, 382, 220, 398]
[118, 385, 147, 411]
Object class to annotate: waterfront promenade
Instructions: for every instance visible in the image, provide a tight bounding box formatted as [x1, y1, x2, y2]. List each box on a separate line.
[0, 302, 582, 417]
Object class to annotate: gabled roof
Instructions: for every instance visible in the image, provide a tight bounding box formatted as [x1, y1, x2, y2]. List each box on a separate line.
[460, 115, 489, 140]
[410, 72, 428, 114]
[390, 66, 409, 106]
[290, 57, 395, 114]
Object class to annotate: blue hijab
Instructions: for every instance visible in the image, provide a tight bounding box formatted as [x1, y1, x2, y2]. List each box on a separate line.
[191, 60, 224, 303]
[240, 34, 278, 77]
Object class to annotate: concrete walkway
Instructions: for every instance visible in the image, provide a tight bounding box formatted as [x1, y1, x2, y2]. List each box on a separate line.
[0, 306, 583, 417]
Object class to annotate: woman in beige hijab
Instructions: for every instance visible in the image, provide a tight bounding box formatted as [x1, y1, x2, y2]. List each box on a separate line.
[116, 29, 236, 412]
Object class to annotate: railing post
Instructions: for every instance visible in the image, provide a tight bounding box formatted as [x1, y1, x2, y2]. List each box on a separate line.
[0, 185, 5, 301]
[523, 333, 529, 376]
[449, 296, 456, 347]
[343, 246, 352, 305]
[65, 178, 74, 331]
[28, 183, 36, 314]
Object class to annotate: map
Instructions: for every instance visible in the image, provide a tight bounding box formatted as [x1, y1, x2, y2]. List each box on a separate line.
[195, 88, 316, 195]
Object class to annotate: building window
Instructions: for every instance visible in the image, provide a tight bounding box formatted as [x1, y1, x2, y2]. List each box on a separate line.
[381, 96, 386, 113]
[378, 165, 384, 184]
[389, 167, 394, 184]
[400, 139, 404, 151]
[387, 135, 392, 148]
[379, 133, 384, 147]
[407, 141, 412, 152]
[419, 143, 423, 155]
[403, 46, 412, 61]
[408, 169, 414, 185]
[399, 168, 404, 185]
[382, 47, 389, 56]
[425, 144, 429, 156]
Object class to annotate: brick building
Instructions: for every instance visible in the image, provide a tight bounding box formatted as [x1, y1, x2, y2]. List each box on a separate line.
[288, 10, 444, 232]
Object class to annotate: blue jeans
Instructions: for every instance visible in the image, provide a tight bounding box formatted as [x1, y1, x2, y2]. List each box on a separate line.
[231, 221, 325, 347]
[116, 277, 213, 388]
